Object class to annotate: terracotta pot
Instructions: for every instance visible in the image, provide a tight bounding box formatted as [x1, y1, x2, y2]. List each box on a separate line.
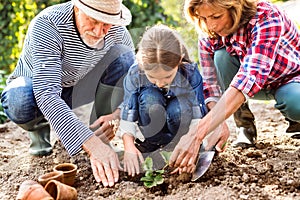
[53, 163, 77, 186]
[38, 171, 64, 187]
[45, 180, 77, 200]
[16, 180, 53, 200]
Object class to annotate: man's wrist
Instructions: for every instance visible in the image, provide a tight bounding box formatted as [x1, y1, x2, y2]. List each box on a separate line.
[82, 134, 104, 157]
[112, 108, 121, 120]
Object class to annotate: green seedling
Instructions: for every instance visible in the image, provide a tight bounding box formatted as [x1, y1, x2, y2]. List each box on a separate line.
[140, 151, 172, 188]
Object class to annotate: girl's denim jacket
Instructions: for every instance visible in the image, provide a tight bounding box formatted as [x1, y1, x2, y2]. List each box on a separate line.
[121, 61, 207, 123]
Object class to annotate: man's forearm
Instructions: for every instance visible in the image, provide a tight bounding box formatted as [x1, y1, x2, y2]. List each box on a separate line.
[82, 134, 104, 156]
[112, 108, 121, 120]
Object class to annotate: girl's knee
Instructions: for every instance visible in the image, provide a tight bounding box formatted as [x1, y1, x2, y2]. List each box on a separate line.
[139, 88, 165, 107]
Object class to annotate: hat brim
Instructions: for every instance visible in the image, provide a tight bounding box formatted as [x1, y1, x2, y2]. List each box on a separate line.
[72, 0, 132, 26]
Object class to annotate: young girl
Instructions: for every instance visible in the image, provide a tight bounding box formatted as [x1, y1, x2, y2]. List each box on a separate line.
[118, 24, 207, 176]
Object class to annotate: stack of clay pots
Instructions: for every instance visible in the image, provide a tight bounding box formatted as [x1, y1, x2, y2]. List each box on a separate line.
[16, 163, 78, 200]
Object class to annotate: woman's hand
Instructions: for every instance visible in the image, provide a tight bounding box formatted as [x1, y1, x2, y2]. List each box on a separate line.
[169, 129, 201, 172]
[169, 87, 244, 172]
[169, 122, 229, 174]
[214, 122, 230, 152]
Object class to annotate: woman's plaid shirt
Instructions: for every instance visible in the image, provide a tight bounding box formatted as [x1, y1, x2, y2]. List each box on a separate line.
[199, 1, 300, 99]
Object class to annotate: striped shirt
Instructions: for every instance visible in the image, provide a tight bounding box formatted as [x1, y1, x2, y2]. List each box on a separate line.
[8, 2, 134, 155]
[199, 1, 300, 99]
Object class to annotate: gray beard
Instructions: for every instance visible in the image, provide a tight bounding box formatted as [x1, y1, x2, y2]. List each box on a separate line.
[88, 38, 104, 49]
[81, 36, 105, 49]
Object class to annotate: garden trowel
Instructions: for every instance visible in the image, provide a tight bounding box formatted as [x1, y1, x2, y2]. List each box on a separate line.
[191, 126, 222, 181]
[191, 142, 216, 181]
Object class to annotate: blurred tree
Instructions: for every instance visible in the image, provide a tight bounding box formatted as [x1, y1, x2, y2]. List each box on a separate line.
[0, 0, 68, 123]
[0, 0, 68, 73]
[160, 0, 199, 63]
[123, 0, 178, 48]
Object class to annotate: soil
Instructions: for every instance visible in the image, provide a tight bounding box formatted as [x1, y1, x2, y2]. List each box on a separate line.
[0, 99, 300, 200]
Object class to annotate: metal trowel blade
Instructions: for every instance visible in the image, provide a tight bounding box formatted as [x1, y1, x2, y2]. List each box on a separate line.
[191, 150, 215, 181]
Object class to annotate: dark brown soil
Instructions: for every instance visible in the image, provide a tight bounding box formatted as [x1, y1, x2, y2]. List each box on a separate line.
[1, 100, 300, 200]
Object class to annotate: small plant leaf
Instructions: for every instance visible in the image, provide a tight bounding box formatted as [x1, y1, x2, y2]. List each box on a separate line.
[155, 169, 164, 174]
[144, 181, 156, 188]
[154, 174, 164, 185]
[140, 152, 171, 188]
[145, 170, 153, 177]
[140, 176, 154, 182]
[142, 157, 153, 171]
[160, 151, 172, 163]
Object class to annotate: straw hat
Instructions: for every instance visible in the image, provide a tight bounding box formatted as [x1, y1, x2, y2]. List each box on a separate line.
[72, 0, 132, 26]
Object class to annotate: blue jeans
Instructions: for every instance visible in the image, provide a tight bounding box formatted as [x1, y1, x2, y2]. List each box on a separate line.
[214, 48, 300, 122]
[135, 87, 193, 153]
[1, 44, 135, 126]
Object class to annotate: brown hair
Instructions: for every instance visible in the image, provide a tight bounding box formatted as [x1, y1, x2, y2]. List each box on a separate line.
[184, 0, 257, 38]
[137, 24, 191, 71]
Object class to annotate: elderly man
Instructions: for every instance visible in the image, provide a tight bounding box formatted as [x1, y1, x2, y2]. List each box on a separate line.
[1, 0, 135, 187]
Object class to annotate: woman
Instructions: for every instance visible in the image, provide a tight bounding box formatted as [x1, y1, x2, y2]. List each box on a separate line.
[169, 0, 300, 172]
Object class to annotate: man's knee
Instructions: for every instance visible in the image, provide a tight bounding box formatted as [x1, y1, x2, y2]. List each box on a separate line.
[1, 77, 40, 124]
[108, 44, 135, 71]
[101, 44, 135, 86]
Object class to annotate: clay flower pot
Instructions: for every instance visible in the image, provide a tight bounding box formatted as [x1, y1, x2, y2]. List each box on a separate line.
[45, 180, 77, 200]
[16, 180, 53, 200]
[53, 163, 77, 186]
[38, 171, 64, 187]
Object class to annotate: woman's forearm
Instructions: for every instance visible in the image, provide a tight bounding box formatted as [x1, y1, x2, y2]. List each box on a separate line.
[195, 87, 245, 141]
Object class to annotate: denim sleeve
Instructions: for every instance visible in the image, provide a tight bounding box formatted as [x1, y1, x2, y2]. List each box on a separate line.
[188, 63, 208, 118]
[121, 65, 139, 122]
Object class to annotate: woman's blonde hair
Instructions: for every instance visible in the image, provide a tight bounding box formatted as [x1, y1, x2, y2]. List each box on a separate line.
[137, 24, 191, 71]
[184, 0, 257, 38]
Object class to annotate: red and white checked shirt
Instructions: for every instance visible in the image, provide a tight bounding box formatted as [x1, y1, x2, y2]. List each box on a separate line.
[199, 1, 300, 99]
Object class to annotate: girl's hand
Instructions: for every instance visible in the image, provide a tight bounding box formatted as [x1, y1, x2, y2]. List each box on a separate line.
[123, 145, 144, 177]
[122, 133, 144, 177]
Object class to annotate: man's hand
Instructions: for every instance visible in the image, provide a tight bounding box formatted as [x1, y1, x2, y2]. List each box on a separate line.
[82, 135, 122, 187]
[90, 110, 120, 143]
